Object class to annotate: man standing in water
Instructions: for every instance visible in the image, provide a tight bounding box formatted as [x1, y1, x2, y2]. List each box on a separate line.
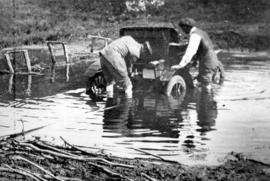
[172, 18, 225, 89]
[100, 35, 152, 98]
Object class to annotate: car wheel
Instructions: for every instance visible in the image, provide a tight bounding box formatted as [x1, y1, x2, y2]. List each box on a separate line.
[86, 72, 106, 100]
[166, 75, 187, 97]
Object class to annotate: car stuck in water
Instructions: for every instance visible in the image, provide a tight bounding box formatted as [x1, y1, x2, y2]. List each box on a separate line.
[85, 24, 223, 100]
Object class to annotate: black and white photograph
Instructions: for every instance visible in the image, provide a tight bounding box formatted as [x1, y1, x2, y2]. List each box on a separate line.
[0, 0, 270, 180]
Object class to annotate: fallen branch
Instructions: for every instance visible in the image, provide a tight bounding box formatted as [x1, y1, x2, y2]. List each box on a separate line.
[5, 151, 45, 160]
[87, 162, 134, 181]
[0, 165, 40, 181]
[15, 166, 47, 181]
[19, 142, 81, 160]
[57, 176, 83, 181]
[132, 148, 179, 164]
[19, 141, 136, 180]
[12, 155, 63, 181]
[132, 148, 165, 161]
[0, 125, 48, 140]
[86, 157, 135, 169]
[60, 136, 135, 169]
[20, 141, 135, 174]
[141, 173, 158, 181]
[15, 167, 82, 181]
[60, 136, 97, 156]
[34, 140, 77, 157]
[247, 158, 270, 167]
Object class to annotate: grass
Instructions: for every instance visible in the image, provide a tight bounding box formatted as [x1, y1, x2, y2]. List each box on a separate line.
[0, 0, 269, 51]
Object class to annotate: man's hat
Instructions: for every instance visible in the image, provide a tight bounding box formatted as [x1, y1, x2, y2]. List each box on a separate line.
[178, 18, 196, 27]
[143, 41, 152, 55]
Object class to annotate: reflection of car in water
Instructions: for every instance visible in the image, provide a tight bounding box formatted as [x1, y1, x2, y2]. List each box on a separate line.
[102, 89, 218, 145]
[103, 94, 186, 138]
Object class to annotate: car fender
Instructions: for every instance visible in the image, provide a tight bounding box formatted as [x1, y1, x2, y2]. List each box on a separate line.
[174, 68, 194, 88]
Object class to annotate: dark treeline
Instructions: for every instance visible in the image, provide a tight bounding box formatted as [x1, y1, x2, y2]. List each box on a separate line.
[38, 0, 270, 22]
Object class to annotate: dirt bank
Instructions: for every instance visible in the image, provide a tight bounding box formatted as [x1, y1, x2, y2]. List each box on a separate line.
[1, 131, 270, 181]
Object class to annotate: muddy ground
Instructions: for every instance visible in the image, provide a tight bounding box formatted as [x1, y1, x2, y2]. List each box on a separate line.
[1, 132, 270, 181]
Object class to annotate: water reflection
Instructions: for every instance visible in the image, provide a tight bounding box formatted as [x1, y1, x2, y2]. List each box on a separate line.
[0, 64, 83, 100]
[102, 89, 218, 149]
[5, 74, 32, 98]
[1, 52, 270, 165]
[50, 63, 70, 83]
[8, 74, 14, 94]
[66, 64, 70, 82]
[103, 97, 133, 136]
[196, 89, 217, 135]
[103, 95, 183, 138]
[50, 64, 56, 83]
[26, 75, 32, 96]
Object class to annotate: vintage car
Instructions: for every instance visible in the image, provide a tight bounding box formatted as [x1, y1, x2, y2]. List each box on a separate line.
[85, 24, 222, 99]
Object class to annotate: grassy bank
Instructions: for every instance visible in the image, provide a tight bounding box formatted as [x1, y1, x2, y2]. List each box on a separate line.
[0, 0, 269, 51]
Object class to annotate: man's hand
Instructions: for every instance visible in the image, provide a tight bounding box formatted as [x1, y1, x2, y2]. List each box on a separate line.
[171, 64, 184, 70]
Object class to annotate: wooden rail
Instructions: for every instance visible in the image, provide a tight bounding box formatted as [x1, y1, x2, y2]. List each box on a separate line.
[46, 41, 70, 64]
[4, 49, 32, 73]
[87, 35, 111, 53]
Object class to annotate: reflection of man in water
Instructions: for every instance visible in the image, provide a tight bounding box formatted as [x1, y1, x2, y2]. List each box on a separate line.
[196, 89, 218, 135]
[103, 95, 185, 138]
[103, 97, 133, 135]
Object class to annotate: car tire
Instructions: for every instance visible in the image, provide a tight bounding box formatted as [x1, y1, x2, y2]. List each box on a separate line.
[86, 72, 106, 100]
[166, 75, 187, 97]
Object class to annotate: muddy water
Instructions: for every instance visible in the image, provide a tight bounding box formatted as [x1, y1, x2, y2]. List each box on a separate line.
[0, 51, 270, 166]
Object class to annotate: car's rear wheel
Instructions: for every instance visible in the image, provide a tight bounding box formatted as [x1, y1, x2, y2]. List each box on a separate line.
[166, 75, 187, 97]
[86, 72, 106, 100]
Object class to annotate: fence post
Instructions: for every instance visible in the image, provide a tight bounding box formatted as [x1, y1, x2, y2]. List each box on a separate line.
[87, 35, 111, 52]
[47, 43, 56, 65]
[4, 53, 14, 74]
[47, 41, 69, 64]
[23, 50, 32, 73]
[4, 49, 32, 73]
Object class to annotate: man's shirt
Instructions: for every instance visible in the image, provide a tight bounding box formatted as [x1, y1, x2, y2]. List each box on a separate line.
[179, 27, 201, 67]
[102, 36, 142, 59]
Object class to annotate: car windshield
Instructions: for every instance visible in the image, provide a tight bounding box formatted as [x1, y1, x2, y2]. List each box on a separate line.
[120, 27, 179, 61]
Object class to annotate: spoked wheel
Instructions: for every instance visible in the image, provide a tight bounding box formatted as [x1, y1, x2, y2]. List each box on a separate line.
[86, 72, 106, 100]
[166, 75, 187, 98]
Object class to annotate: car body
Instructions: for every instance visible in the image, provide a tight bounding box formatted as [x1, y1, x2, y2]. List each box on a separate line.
[85, 24, 196, 99]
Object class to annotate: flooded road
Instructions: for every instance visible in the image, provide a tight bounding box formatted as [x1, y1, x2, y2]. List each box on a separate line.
[0, 51, 270, 166]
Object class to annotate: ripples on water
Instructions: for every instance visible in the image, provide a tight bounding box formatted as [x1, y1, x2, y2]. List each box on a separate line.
[0, 52, 270, 165]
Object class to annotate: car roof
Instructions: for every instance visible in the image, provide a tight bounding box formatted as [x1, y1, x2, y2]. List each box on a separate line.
[119, 23, 179, 35]
[120, 22, 177, 28]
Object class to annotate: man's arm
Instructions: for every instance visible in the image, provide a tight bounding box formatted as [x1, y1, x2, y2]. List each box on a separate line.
[172, 33, 201, 69]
